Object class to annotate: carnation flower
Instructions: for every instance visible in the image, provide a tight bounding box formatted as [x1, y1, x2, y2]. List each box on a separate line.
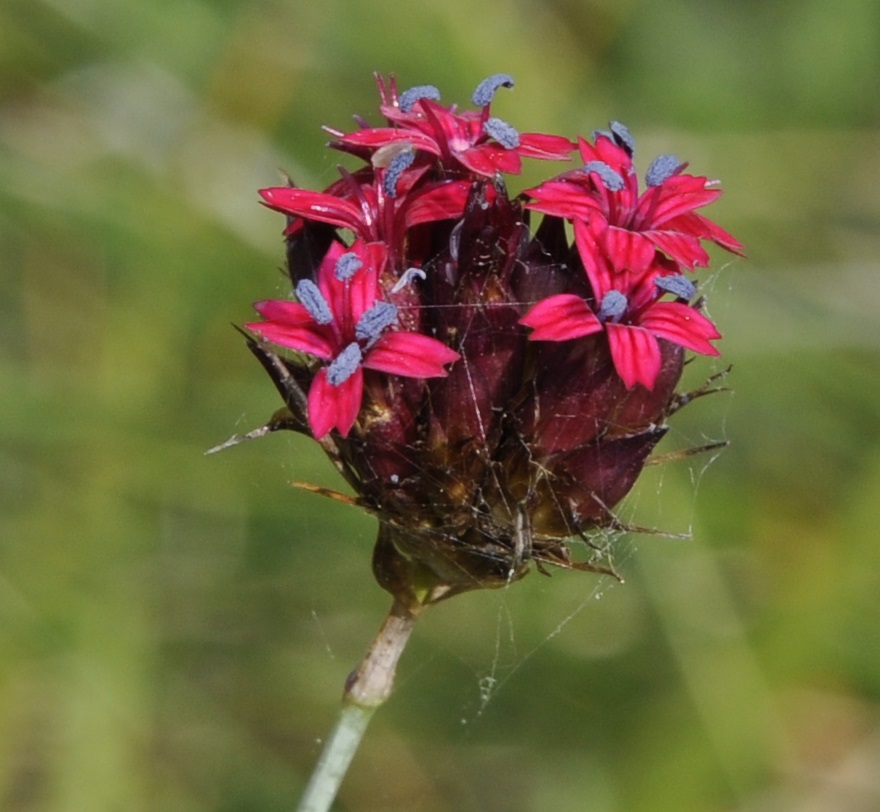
[245, 239, 459, 439]
[223, 74, 742, 811]
[241, 76, 741, 602]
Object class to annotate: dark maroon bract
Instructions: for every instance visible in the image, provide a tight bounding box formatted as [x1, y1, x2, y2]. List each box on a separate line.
[243, 73, 743, 610]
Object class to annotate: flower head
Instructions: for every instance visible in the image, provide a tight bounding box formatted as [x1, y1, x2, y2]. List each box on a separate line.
[519, 127, 742, 391]
[237, 75, 742, 609]
[520, 219, 722, 389]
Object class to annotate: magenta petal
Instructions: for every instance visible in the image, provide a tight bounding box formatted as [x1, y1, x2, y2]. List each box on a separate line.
[573, 218, 613, 297]
[259, 188, 365, 234]
[456, 145, 522, 177]
[307, 366, 364, 439]
[404, 181, 471, 227]
[244, 320, 335, 360]
[680, 213, 746, 255]
[246, 300, 336, 358]
[639, 302, 721, 356]
[644, 229, 709, 269]
[520, 294, 604, 341]
[606, 323, 662, 389]
[603, 226, 656, 273]
[642, 176, 721, 226]
[364, 332, 460, 378]
[336, 127, 440, 155]
[252, 299, 311, 323]
[517, 133, 576, 160]
[577, 134, 632, 175]
[314, 240, 382, 332]
[353, 242, 386, 322]
[525, 181, 602, 221]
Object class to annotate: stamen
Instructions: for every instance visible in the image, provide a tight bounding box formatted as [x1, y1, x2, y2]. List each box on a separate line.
[609, 121, 635, 156]
[655, 274, 696, 300]
[355, 301, 399, 342]
[471, 73, 515, 107]
[599, 290, 628, 322]
[382, 147, 415, 199]
[583, 161, 625, 192]
[326, 342, 363, 386]
[483, 117, 520, 149]
[295, 279, 333, 324]
[645, 154, 681, 187]
[398, 84, 441, 113]
[391, 266, 427, 293]
[334, 252, 363, 281]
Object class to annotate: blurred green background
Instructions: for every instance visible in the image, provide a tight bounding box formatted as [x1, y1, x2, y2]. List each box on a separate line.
[2, 1, 879, 810]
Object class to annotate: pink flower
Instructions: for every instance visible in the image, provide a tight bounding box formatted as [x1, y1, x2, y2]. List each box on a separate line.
[525, 125, 744, 273]
[259, 167, 471, 271]
[520, 220, 721, 390]
[326, 73, 575, 178]
[245, 240, 460, 439]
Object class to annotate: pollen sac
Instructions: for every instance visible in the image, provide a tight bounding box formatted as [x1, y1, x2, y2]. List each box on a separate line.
[356, 301, 398, 342]
[646, 153, 681, 187]
[609, 120, 635, 155]
[335, 252, 363, 281]
[295, 279, 333, 324]
[583, 161, 625, 192]
[599, 289, 628, 322]
[655, 273, 696, 300]
[472, 73, 515, 107]
[398, 84, 441, 113]
[327, 342, 363, 386]
[483, 117, 520, 149]
[391, 266, 426, 293]
[382, 148, 415, 199]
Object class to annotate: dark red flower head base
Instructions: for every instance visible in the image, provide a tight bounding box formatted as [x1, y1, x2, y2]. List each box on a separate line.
[241, 73, 743, 612]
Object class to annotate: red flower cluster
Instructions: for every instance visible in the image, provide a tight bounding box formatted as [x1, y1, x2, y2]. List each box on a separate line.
[520, 129, 743, 388]
[243, 74, 742, 607]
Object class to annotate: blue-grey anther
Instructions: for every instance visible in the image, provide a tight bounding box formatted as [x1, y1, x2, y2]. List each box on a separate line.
[391, 266, 427, 293]
[355, 301, 398, 342]
[655, 274, 696, 300]
[472, 73, 515, 107]
[609, 121, 635, 155]
[334, 252, 363, 281]
[382, 148, 415, 199]
[583, 161, 625, 192]
[295, 279, 333, 324]
[599, 290, 628, 322]
[645, 154, 681, 187]
[483, 116, 520, 149]
[448, 219, 463, 262]
[399, 84, 441, 113]
[327, 342, 363, 386]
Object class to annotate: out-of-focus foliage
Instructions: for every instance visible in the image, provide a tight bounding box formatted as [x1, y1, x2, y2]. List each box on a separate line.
[1, 1, 878, 810]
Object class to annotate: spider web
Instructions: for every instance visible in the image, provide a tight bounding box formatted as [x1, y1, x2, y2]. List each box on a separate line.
[289, 251, 737, 702]
[388, 258, 737, 723]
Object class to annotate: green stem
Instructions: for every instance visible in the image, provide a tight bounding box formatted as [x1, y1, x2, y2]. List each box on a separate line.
[296, 600, 420, 812]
